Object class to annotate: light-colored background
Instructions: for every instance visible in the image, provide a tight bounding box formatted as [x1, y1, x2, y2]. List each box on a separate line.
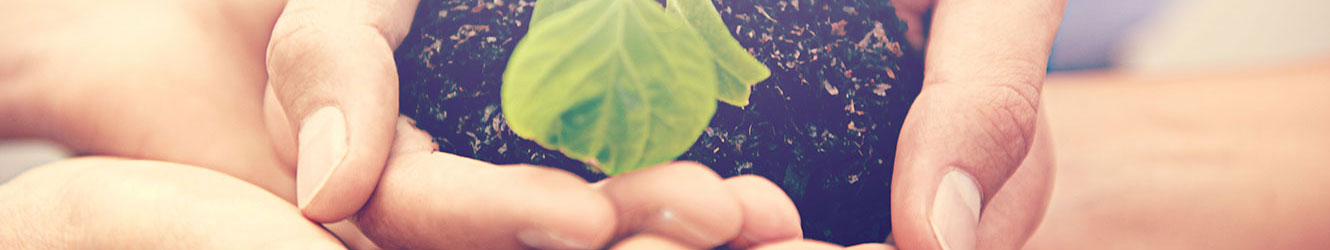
[0, 139, 69, 183]
[1034, 0, 1330, 248]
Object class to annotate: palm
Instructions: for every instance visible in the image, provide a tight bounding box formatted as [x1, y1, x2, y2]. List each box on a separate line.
[1, 0, 293, 197]
[1, 1, 809, 249]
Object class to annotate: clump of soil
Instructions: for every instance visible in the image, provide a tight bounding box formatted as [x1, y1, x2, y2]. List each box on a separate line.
[395, 0, 922, 245]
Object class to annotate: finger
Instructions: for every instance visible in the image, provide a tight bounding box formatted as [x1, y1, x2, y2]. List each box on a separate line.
[264, 84, 298, 170]
[598, 162, 743, 248]
[609, 234, 696, 250]
[890, 0, 1065, 249]
[723, 175, 802, 249]
[323, 219, 380, 250]
[973, 111, 1054, 250]
[265, 0, 420, 223]
[891, 0, 935, 50]
[749, 239, 844, 250]
[0, 157, 343, 249]
[846, 243, 898, 250]
[893, 114, 1054, 250]
[0, 79, 47, 139]
[352, 118, 615, 249]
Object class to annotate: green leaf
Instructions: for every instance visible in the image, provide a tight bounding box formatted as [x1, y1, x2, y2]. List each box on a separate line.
[667, 0, 770, 106]
[503, 0, 718, 175]
[529, 0, 584, 26]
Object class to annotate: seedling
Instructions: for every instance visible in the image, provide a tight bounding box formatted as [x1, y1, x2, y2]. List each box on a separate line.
[502, 0, 770, 175]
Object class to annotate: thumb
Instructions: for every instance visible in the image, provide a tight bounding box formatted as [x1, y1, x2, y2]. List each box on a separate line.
[265, 0, 419, 223]
[888, 0, 1064, 248]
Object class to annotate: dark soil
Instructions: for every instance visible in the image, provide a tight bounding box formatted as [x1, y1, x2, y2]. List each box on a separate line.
[395, 0, 923, 245]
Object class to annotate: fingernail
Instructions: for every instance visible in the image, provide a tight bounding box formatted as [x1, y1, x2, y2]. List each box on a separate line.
[647, 207, 720, 245]
[517, 229, 592, 249]
[297, 107, 348, 209]
[931, 169, 981, 250]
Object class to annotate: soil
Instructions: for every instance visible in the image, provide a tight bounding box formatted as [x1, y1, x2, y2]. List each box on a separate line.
[394, 0, 923, 245]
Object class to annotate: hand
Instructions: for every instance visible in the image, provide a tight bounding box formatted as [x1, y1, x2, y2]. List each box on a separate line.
[886, 0, 1065, 250]
[261, 0, 420, 223]
[353, 117, 805, 249]
[0, 118, 805, 249]
[0, 0, 805, 248]
[0, 157, 343, 249]
[0, 0, 418, 223]
[0, 119, 804, 250]
[1, 0, 368, 244]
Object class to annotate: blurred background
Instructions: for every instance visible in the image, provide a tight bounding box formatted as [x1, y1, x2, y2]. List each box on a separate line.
[3, 0, 1329, 248]
[1032, 0, 1330, 248]
[1050, 0, 1329, 72]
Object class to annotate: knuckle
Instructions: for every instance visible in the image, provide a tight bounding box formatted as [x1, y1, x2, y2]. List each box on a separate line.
[725, 174, 780, 190]
[974, 85, 1040, 169]
[936, 83, 1039, 169]
[922, 60, 1044, 151]
[987, 84, 1040, 138]
[264, 14, 396, 113]
[508, 165, 588, 188]
[919, 80, 1041, 169]
[266, 14, 389, 79]
[665, 161, 719, 176]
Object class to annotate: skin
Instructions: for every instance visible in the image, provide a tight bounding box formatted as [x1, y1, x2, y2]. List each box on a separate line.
[888, 0, 1065, 249]
[0, 157, 346, 249]
[0, 0, 803, 248]
[0, 0, 1063, 249]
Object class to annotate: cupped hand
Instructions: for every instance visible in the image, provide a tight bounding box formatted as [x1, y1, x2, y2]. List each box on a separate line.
[352, 117, 804, 249]
[0, 157, 344, 249]
[0, 0, 806, 248]
[885, 0, 1065, 249]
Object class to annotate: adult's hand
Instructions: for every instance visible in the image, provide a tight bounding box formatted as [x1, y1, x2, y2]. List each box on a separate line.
[889, 0, 1065, 249]
[262, 0, 420, 223]
[350, 117, 805, 249]
[0, 0, 421, 225]
[0, 0, 807, 247]
[0, 157, 342, 249]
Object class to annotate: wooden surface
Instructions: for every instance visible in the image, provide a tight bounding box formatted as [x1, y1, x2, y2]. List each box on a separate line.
[1026, 58, 1330, 249]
